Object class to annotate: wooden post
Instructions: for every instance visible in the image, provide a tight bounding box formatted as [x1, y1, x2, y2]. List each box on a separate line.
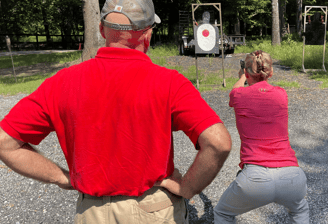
[5, 36, 17, 82]
[302, 6, 327, 73]
[195, 54, 199, 89]
[323, 7, 327, 72]
[36, 34, 39, 50]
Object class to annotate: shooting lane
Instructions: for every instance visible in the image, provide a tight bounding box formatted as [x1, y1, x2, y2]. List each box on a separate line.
[302, 6, 327, 73]
[192, 3, 226, 88]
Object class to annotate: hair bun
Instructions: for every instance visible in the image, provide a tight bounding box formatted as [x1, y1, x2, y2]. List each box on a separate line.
[245, 50, 272, 81]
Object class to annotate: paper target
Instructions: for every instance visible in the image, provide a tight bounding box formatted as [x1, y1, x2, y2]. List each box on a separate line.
[197, 24, 216, 51]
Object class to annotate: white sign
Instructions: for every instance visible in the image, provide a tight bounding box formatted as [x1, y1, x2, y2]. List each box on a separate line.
[197, 24, 216, 52]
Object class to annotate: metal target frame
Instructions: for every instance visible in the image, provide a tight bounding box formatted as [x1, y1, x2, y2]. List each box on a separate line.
[302, 6, 327, 73]
[192, 3, 226, 88]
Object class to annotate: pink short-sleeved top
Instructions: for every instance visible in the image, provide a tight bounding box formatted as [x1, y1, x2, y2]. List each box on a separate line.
[229, 81, 298, 169]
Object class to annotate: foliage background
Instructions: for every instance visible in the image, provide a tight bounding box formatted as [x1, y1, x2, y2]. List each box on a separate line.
[1, 0, 328, 48]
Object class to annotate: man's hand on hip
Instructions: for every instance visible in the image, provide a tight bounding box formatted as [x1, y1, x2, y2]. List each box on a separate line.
[56, 169, 74, 190]
[154, 168, 183, 196]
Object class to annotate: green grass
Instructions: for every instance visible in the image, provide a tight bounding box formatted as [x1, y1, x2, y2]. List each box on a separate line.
[0, 51, 81, 69]
[235, 39, 328, 71]
[0, 51, 82, 95]
[148, 44, 179, 58]
[164, 64, 239, 91]
[151, 57, 168, 67]
[198, 76, 240, 92]
[147, 44, 238, 91]
[2, 39, 328, 96]
[235, 37, 328, 88]
[0, 73, 53, 95]
[272, 80, 300, 88]
[309, 71, 328, 88]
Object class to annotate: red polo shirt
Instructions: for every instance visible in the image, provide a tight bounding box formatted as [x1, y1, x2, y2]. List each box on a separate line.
[229, 81, 298, 169]
[0, 47, 222, 196]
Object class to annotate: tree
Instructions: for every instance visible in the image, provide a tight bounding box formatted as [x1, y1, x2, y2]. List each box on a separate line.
[225, 0, 271, 37]
[279, 0, 287, 39]
[296, 0, 302, 37]
[272, 0, 280, 45]
[81, 0, 105, 60]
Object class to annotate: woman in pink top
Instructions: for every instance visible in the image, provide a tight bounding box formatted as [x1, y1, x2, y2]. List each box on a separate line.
[214, 50, 309, 224]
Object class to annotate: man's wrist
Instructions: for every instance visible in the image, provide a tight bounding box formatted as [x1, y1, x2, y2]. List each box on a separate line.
[180, 183, 195, 199]
[56, 169, 70, 185]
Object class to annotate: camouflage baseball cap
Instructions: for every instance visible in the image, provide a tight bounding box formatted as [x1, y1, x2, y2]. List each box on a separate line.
[245, 50, 273, 79]
[101, 0, 161, 31]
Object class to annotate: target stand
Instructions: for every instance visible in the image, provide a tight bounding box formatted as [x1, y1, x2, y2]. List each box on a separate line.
[192, 3, 226, 88]
[302, 6, 327, 73]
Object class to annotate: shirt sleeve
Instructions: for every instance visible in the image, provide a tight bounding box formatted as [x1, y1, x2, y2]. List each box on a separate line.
[229, 89, 236, 107]
[0, 79, 54, 145]
[229, 87, 243, 108]
[170, 72, 222, 149]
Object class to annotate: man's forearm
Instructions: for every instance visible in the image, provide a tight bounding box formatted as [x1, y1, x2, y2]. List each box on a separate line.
[0, 143, 69, 186]
[179, 145, 230, 199]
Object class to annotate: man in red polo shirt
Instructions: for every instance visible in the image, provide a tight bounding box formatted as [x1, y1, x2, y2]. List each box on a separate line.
[0, 0, 231, 223]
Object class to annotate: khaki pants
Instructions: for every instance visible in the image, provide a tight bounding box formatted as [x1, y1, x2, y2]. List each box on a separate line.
[74, 186, 189, 224]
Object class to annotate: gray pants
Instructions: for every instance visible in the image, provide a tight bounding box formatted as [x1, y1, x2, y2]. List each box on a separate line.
[214, 164, 309, 224]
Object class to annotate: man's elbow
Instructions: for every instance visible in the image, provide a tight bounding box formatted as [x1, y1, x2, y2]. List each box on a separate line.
[199, 123, 232, 158]
[0, 128, 25, 155]
[220, 130, 232, 152]
[214, 131, 232, 159]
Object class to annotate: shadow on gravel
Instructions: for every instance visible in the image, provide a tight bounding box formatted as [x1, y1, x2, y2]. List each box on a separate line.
[272, 61, 293, 72]
[187, 192, 214, 224]
[290, 126, 328, 223]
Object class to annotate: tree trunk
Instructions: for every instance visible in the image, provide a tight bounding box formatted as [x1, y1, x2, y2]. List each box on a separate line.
[0, 0, 8, 34]
[244, 22, 246, 37]
[296, 0, 302, 37]
[41, 5, 51, 44]
[0, 0, 2, 34]
[82, 0, 105, 61]
[279, 0, 286, 40]
[234, 14, 241, 35]
[167, 1, 178, 43]
[61, 27, 66, 49]
[64, 20, 72, 49]
[272, 0, 280, 45]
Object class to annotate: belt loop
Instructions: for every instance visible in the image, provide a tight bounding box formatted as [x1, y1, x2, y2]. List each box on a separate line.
[82, 193, 85, 200]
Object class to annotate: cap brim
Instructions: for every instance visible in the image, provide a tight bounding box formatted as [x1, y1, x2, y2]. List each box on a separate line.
[154, 14, 161, 24]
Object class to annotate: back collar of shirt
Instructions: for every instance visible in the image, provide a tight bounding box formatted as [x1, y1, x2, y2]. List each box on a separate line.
[95, 47, 152, 62]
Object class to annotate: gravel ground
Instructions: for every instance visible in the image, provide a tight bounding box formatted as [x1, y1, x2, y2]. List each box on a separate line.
[1, 54, 328, 223]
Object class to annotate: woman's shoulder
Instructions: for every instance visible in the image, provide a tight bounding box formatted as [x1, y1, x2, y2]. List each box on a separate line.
[270, 84, 287, 94]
